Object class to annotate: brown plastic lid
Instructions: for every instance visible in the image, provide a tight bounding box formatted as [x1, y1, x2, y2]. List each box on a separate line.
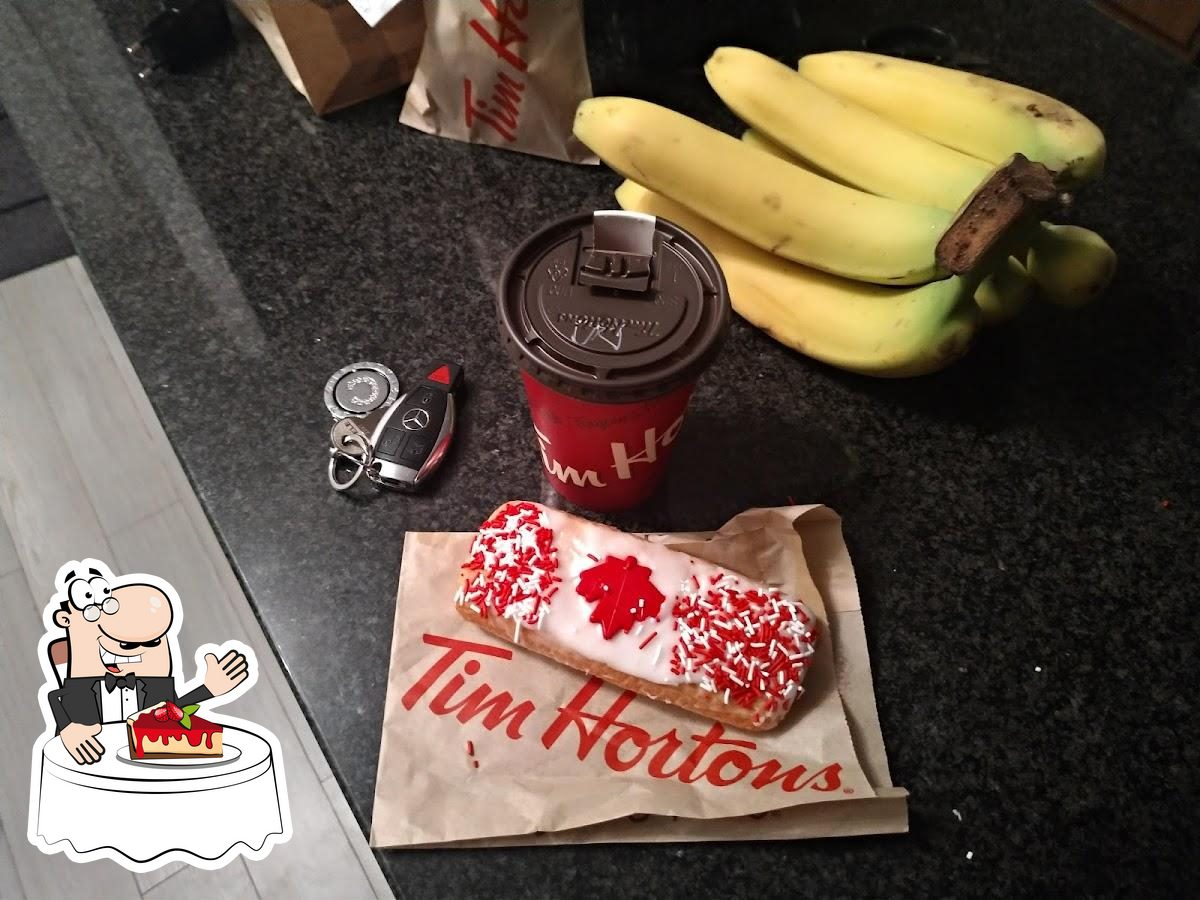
[497, 210, 730, 402]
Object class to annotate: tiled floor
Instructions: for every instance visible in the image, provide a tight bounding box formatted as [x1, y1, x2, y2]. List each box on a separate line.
[0, 259, 393, 898]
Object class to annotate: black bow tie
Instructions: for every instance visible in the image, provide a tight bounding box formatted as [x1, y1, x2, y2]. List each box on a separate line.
[103, 673, 136, 693]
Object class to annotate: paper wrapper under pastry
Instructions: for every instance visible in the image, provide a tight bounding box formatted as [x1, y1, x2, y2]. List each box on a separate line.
[372, 505, 906, 848]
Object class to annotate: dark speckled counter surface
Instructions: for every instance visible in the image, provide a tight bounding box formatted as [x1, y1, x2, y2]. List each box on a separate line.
[1, 0, 1198, 895]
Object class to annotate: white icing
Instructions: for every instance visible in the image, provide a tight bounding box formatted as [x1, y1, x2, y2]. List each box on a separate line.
[536, 506, 816, 696]
[538, 506, 695, 684]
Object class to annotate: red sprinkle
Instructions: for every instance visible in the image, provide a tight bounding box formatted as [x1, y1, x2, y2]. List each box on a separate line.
[638, 631, 658, 650]
[671, 579, 817, 711]
[457, 501, 560, 626]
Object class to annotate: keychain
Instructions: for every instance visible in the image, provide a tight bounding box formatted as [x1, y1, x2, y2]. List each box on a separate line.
[325, 361, 464, 493]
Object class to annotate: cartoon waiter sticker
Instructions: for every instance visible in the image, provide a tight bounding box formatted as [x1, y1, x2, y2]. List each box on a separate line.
[28, 559, 291, 871]
[49, 563, 250, 763]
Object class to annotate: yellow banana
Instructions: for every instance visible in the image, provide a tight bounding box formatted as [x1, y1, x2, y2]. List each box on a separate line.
[739, 127, 1036, 325]
[973, 256, 1035, 325]
[615, 180, 980, 377]
[709, 48, 991, 211]
[740, 127, 793, 162]
[739, 126, 855, 187]
[1026, 223, 1117, 308]
[574, 97, 952, 285]
[798, 51, 1105, 188]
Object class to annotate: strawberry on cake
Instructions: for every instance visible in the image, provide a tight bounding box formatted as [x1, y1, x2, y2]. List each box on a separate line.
[455, 501, 821, 732]
[126, 701, 223, 759]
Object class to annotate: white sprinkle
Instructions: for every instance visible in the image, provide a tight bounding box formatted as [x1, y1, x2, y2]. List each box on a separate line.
[651, 644, 662, 666]
[965, 851, 973, 861]
[952, 808, 962, 822]
[1034, 666, 1042, 673]
[513, 618, 522, 644]
[723, 688, 730, 704]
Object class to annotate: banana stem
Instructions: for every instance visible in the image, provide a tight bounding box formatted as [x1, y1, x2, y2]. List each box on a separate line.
[936, 154, 1058, 275]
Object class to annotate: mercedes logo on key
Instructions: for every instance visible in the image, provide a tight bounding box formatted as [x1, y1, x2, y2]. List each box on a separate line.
[401, 408, 430, 431]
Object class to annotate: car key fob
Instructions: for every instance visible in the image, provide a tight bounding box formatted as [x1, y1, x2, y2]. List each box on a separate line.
[367, 362, 463, 491]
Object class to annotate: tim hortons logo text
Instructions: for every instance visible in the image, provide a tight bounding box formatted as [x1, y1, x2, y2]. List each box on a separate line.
[401, 634, 845, 794]
[532, 416, 684, 488]
[464, 1, 530, 142]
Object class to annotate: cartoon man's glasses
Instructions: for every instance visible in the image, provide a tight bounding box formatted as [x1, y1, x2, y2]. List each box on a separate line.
[67, 576, 119, 621]
[81, 598, 119, 622]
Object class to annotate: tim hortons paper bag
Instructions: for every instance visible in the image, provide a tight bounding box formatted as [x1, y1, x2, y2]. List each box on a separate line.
[233, 0, 425, 115]
[399, 0, 597, 163]
[371, 506, 907, 847]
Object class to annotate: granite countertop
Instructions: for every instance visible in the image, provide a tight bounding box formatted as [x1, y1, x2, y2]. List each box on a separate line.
[2, 0, 1198, 895]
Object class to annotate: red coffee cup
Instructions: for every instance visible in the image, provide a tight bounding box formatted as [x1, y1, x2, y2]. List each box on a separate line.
[497, 210, 730, 511]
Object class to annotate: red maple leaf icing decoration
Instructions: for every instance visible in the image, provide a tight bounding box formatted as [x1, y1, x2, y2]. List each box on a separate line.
[575, 555, 666, 639]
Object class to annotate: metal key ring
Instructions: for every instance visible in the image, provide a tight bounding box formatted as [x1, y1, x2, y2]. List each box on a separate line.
[328, 433, 371, 492]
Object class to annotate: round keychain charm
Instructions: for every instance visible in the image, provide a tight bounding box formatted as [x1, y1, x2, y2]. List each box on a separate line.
[323, 362, 400, 420]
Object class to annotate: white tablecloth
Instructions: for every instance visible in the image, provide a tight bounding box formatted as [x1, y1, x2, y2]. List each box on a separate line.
[34, 723, 284, 865]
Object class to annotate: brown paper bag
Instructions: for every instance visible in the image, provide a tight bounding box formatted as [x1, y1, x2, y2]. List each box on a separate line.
[399, 0, 596, 163]
[233, 0, 425, 115]
[371, 506, 906, 847]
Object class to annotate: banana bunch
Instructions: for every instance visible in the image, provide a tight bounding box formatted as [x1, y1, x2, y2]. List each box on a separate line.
[710, 49, 1116, 312]
[572, 48, 1115, 378]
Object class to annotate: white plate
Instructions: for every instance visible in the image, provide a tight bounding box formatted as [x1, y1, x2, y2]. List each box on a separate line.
[116, 742, 240, 768]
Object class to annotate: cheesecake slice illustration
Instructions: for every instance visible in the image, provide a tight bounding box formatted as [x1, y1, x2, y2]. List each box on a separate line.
[126, 701, 223, 759]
